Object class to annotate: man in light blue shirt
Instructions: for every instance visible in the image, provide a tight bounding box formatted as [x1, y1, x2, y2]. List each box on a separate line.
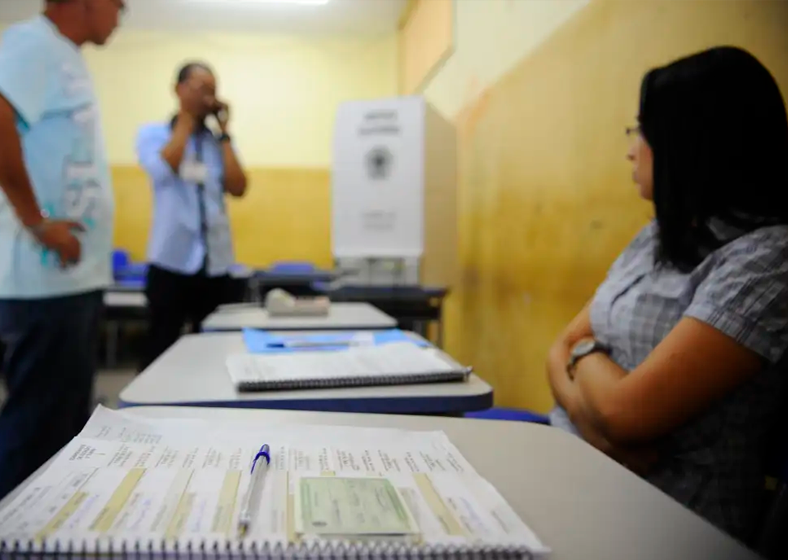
[0, 0, 122, 499]
[136, 62, 247, 370]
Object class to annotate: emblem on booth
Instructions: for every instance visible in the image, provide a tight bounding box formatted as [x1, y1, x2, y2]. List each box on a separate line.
[366, 147, 393, 180]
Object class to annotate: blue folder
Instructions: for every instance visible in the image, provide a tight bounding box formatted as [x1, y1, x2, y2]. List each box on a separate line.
[242, 328, 430, 354]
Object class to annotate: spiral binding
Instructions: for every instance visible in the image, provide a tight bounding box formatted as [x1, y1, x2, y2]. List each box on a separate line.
[0, 538, 533, 559]
[237, 368, 473, 393]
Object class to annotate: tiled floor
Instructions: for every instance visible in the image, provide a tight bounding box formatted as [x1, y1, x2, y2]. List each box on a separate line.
[0, 368, 137, 410]
[93, 368, 138, 408]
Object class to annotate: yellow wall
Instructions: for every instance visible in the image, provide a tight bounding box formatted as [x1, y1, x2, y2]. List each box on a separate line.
[399, 0, 454, 95]
[112, 166, 333, 268]
[423, 0, 589, 119]
[84, 30, 397, 167]
[79, 28, 397, 262]
[409, 0, 788, 411]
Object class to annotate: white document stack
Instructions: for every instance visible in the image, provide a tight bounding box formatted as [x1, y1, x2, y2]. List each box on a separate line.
[0, 407, 549, 559]
[226, 342, 472, 392]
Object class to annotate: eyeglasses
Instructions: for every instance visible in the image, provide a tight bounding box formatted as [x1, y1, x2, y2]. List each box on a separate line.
[625, 125, 642, 137]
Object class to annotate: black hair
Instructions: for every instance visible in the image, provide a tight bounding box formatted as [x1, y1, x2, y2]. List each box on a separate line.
[639, 46, 788, 271]
[176, 62, 213, 85]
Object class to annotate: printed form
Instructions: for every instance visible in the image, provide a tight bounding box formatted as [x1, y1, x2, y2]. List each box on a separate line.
[0, 407, 548, 557]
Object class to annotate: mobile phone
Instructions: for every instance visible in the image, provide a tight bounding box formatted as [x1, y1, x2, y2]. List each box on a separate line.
[214, 105, 228, 122]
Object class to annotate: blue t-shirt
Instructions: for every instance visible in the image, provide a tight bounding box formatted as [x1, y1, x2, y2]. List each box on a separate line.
[0, 16, 113, 299]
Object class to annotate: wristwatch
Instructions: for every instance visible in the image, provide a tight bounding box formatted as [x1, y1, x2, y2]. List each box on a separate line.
[567, 340, 611, 379]
[217, 132, 231, 143]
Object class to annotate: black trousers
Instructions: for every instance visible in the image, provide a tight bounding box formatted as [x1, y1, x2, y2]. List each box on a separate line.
[0, 291, 103, 500]
[140, 265, 232, 371]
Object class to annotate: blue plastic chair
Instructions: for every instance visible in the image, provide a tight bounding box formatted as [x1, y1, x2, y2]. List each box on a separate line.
[311, 281, 331, 293]
[228, 263, 252, 277]
[111, 249, 130, 279]
[117, 262, 147, 282]
[465, 407, 550, 425]
[269, 261, 316, 275]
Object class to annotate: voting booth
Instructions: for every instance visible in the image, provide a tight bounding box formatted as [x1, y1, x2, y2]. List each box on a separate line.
[331, 96, 458, 287]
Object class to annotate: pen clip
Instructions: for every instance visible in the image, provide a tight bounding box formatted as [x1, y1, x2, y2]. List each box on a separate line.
[251, 444, 270, 473]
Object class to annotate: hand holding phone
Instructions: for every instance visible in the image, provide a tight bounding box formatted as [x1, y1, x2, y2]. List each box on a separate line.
[213, 100, 230, 133]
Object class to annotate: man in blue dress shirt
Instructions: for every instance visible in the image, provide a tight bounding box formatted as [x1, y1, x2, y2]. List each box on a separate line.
[0, 0, 123, 499]
[137, 62, 248, 370]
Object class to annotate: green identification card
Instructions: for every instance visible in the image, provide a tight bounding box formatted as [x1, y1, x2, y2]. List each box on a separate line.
[296, 477, 418, 536]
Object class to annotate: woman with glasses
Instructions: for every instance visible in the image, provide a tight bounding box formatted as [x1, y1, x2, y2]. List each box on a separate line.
[546, 46, 788, 542]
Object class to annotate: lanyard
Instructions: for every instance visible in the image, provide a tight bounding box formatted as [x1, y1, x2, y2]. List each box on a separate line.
[193, 135, 209, 272]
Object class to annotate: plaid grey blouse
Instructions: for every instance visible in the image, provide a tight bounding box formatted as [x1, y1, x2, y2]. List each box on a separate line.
[550, 221, 788, 541]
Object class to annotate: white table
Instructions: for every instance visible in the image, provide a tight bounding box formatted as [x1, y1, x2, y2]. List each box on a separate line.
[119, 332, 493, 414]
[102, 290, 147, 367]
[55, 406, 758, 560]
[201, 302, 396, 331]
[104, 290, 146, 308]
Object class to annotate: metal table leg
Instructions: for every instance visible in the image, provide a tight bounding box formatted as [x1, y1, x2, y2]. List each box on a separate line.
[106, 320, 119, 369]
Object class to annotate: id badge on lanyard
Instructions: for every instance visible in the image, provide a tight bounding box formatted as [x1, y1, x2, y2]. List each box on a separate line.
[181, 160, 208, 183]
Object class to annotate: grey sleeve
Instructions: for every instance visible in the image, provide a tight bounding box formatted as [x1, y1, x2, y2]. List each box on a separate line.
[684, 233, 788, 364]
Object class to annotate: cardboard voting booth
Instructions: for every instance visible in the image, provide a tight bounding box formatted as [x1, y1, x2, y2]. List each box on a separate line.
[331, 96, 457, 287]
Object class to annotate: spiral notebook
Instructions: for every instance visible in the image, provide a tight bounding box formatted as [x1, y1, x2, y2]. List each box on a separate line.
[226, 341, 472, 392]
[0, 407, 550, 559]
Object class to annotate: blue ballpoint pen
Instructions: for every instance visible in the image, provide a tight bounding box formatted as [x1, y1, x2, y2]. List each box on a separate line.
[237, 444, 270, 538]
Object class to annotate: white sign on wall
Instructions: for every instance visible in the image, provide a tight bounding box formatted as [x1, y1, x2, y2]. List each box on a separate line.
[331, 96, 425, 258]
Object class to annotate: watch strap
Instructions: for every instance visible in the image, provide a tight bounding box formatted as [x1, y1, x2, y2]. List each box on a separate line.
[567, 340, 611, 379]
